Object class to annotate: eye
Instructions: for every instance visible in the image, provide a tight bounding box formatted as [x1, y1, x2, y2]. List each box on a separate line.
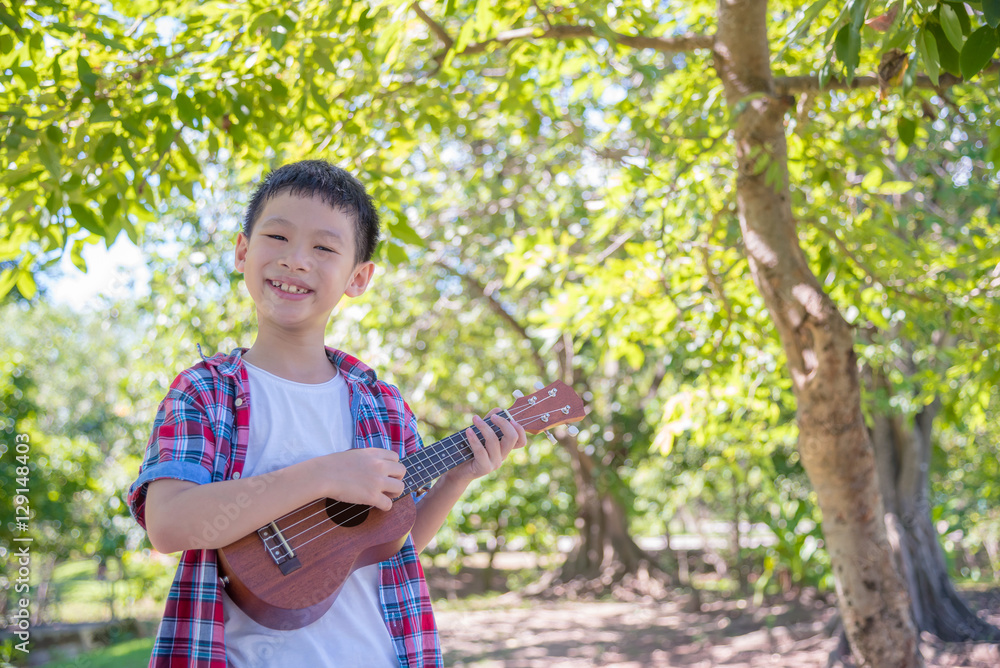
[265, 234, 287, 241]
[316, 246, 336, 253]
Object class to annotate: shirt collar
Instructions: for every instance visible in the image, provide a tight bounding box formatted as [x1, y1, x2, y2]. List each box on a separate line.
[197, 344, 378, 385]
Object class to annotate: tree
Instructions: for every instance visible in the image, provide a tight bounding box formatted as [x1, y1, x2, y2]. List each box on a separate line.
[5, 1, 1000, 664]
[0, 300, 146, 621]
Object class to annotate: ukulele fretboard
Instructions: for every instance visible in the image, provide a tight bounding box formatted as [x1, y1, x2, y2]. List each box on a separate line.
[399, 415, 509, 496]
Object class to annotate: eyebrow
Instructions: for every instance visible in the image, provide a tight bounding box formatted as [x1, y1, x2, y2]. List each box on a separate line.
[259, 216, 345, 244]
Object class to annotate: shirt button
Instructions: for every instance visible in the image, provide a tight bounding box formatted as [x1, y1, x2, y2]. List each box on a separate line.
[232, 472, 241, 479]
[235, 397, 244, 407]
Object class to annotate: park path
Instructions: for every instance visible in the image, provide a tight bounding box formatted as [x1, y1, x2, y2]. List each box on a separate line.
[434, 591, 1000, 667]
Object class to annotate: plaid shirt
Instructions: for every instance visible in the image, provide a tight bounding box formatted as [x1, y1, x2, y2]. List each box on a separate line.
[128, 347, 442, 668]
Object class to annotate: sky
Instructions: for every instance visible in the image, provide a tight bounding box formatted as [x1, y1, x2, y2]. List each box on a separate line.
[42, 237, 151, 310]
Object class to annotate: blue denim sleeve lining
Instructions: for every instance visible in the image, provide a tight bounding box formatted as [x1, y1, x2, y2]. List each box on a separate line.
[129, 459, 214, 497]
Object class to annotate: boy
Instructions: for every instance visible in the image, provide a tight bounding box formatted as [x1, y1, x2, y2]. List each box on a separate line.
[127, 160, 525, 667]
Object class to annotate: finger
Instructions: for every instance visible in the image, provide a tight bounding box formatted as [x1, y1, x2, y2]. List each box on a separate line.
[374, 448, 400, 461]
[385, 461, 407, 479]
[491, 413, 521, 457]
[386, 477, 404, 497]
[466, 426, 493, 472]
[475, 416, 503, 468]
[372, 492, 392, 512]
[511, 415, 527, 449]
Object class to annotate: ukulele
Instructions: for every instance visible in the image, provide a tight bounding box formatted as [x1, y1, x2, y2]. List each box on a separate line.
[217, 380, 585, 629]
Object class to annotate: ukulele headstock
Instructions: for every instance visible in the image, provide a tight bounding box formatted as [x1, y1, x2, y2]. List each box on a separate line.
[506, 380, 585, 435]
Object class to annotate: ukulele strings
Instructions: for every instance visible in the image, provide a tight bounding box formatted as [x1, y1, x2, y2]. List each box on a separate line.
[263, 398, 568, 558]
[277, 410, 554, 556]
[265, 402, 555, 556]
[266, 398, 555, 540]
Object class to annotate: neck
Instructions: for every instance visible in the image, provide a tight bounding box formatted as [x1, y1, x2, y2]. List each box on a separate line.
[398, 415, 508, 496]
[243, 328, 336, 383]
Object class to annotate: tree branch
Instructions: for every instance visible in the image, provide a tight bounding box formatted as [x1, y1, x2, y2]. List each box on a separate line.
[461, 25, 714, 56]
[410, 2, 452, 51]
[410, 4, 714, 61]
[432, 259, 548, 377]
[774, 61, 1000, 95]
[410, 3, 994, 101]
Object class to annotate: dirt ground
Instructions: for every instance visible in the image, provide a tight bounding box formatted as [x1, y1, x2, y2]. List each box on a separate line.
[427, 569, 1000, 667]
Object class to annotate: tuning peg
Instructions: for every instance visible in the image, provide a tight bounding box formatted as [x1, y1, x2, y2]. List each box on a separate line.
[534, 381, 545, 390]
[567, 426, 579, 437]
[512, 390, 524, 398]
[545, 432, 557, 444]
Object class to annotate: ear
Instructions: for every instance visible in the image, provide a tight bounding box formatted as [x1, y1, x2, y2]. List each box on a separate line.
[234, 232, 249, 273]
[345, 261, 375, 298]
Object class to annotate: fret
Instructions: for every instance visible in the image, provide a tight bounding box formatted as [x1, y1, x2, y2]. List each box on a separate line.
[400, 416, 507, 496]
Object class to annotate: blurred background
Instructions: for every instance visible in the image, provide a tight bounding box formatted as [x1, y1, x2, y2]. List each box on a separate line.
[2, 1, 999, 666]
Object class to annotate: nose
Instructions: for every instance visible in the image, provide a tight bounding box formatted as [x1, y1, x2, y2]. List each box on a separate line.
[279, 241, 313, 271]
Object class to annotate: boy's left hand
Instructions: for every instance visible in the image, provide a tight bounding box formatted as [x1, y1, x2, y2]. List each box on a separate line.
[453, 409, 527, 484]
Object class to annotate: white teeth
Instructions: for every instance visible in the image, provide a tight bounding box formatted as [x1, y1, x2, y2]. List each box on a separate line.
[271, 281, 308, 294]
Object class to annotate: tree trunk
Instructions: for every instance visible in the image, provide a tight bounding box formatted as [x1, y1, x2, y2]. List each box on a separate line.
[557, 432, 655, 584]
[714, 1, 920, 665]
[871, 392, 1000, 641]
[454, 268, 655, 589]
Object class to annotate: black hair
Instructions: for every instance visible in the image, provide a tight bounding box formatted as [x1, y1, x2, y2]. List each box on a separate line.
[242, 160, 380, 264]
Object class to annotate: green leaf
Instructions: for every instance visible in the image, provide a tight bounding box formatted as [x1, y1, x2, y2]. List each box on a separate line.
[0, 6, 21, 34]
[94, 133, 116, 162]
[473, 0, 495, 37]
[818, 59, 834, 89]
[384, 241, 408, 265]
[388, 219, 424, 246]
[45, 125, 63, 146]
[985, 0, 1000, 29]
[835, 24, 861, 81]
[862, 167, 883, 190]
[878, 180, 914, 194]
[69, 203, 102, 235]
[76, 55, 99, 94]
[0, 269, 17, 298]
[849, 0, 869, 30]
[17, 66, 37, 89]
[15, 270, 36, 300]
[928, 24, 962, 75]
[175, 94, 198, 126]
[897, 116, 916, 146]
[916, 28, 940, 85]
[938, 4, 965, 52]
[960, 26, 999, 80]
[311, 42, 338, 73]
[835, 24, 851, 62]
[90, 101, 114, 125]
[38, 139, 62, 179]
[102, 194, 120, 222]
[70, 240, 88, 273]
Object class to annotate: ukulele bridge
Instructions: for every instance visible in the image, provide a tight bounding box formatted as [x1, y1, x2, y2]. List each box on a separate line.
[259, 522, 302, 575]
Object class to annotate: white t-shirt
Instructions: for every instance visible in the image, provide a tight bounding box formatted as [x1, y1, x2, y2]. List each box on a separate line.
[222, 361, 399, 668]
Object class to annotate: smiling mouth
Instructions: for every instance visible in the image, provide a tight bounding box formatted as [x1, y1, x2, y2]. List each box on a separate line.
[269, 280, 311, 295]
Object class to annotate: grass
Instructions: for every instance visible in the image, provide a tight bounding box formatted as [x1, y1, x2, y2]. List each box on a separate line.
[40, 637, 155, 668]
[41, 557, 174, 624]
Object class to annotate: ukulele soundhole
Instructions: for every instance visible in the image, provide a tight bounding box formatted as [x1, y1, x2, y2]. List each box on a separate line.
[324, 499, 370, 527]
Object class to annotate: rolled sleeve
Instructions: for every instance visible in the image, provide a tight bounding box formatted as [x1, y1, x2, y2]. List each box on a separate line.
[128, 374, 219, 530]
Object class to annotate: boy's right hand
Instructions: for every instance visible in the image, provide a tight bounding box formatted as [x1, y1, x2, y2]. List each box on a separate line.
[320, 449, 406, 512]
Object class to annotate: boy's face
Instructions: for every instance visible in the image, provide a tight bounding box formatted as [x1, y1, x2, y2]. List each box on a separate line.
[234, 192, 375, 337]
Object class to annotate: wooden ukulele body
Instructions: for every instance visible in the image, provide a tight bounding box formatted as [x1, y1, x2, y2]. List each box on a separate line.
[217, 494, 416, 630]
